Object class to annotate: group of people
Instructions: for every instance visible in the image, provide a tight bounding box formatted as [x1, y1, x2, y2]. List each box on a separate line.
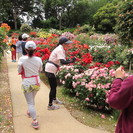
[17, 36, 76, 129]
[10, 33, 133, 132]
[10, 33, 30, 62]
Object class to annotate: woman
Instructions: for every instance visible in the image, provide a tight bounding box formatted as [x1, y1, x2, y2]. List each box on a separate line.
[16, 34, 22, 60]
[45, 37, 76, 110]
[107, 66, 133, 133]
[18, 41, 42, 129]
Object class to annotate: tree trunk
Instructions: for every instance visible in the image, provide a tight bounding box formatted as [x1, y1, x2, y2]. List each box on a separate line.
[12, 9, 18, 29]
[59, 16, 62, 30]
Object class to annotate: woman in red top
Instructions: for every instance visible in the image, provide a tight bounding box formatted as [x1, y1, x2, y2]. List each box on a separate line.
[107, 66, 133, 133]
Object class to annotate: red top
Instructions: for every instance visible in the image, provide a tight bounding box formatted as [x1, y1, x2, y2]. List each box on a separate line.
[107, 77, 133, 133]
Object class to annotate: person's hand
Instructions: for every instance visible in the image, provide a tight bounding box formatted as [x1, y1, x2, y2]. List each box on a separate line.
[71, 57, 76, 63]
[115, 66, 126, 79]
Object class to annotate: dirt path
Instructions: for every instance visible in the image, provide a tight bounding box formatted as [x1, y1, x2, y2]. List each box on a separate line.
[6, 51, 108, 133]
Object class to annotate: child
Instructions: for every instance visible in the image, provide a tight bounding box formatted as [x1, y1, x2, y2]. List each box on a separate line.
[11, 37, 17, 62]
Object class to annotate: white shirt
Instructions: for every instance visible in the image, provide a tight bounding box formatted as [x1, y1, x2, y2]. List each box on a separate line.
[18, 56, 43, 85]
[45, 45, 66, 74]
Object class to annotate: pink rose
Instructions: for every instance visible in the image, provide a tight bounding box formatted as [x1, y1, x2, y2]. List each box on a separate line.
[101, 114, 105, 119]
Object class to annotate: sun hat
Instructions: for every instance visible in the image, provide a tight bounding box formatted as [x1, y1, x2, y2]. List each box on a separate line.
[59, 37, 73, 44]
[25, 41, 36, 49]
[22, 33, 29, 39]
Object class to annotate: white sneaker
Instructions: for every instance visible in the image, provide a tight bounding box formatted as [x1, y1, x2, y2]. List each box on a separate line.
[48, 105, 60, 110]
[53, 99, 63, 104]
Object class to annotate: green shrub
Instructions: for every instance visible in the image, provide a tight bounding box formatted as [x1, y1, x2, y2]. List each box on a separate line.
[80, 24, 93, 33]
[115, 1, 133, 47]
[20, 24, 32, 32]
[0, 27, 7, 61]
[93, 3, 117, 32]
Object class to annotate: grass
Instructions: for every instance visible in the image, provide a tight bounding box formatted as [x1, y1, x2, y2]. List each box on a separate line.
[40, 72, 117, 133]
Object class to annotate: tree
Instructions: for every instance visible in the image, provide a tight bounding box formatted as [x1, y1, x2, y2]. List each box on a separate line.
[88, 0, 111, 25]
[115, 1, 133, 47]
[42, 0, 74, 29]
[0, 0, 44, 29]
[42, 0, 92, 29]
[66, 0, 91, 27]
[93, 3, 117, 32]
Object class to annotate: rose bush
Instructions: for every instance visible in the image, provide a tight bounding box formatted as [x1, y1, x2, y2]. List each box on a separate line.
[57, 66, 116, 111]
[0, 23, 10, 62]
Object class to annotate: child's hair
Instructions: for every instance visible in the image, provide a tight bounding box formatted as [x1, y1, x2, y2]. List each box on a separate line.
[18, 34, 22, 41]
[27, 49, 35, 57]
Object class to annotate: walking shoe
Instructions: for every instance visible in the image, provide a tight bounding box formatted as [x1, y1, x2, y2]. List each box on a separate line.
[32, 120, 39, 129]
[53, 98, 63, 104]
[48, 105, 60, 110]
[27, 111, 31, 118]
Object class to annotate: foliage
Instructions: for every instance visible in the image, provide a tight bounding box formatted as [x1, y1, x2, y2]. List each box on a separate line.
[42, 0, 92, 29]
[20, 24, 32, 32]
[74, 24, 95, 35]
[93, 3, 117, 32]
[36, 31, 52, 38]
[61, 28, 76, 33]
[89, 44, 128, 67]
[57, 66, 116, 111]
[88, 0, 111, 25]
[0, 23, 10, 62]
[41, 17, 58, 29]
[0, 0, 44, 29]
[115, 1, 133, 47]
[75, 33, 103, 46]
[49, 28, 62, 35]
[0, 28, 6, 60]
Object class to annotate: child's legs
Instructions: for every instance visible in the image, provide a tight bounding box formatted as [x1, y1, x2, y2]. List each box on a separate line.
[11, 51, 14, 60]
[12, 50, 16, 60]
[14, 49, 16, 60]
[24, 91, 37, 120]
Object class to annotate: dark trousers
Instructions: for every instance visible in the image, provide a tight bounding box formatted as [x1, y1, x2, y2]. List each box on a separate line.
[45, 72, 57, 105]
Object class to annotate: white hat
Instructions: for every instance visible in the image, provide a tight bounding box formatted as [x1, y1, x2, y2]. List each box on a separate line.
[25, 41, 36, 49]
[22, 33, 29, 39]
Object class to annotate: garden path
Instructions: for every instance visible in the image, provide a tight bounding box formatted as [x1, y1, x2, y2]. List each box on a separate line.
[6, 51, 108, 133]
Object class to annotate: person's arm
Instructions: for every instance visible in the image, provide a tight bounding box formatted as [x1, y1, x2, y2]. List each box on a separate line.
[39, 58, 43, 72]
[108, 77, 133, 110]
[107, 66, 133, 110]
[60, 57, 76, 65]
[18, 58, 23, 74]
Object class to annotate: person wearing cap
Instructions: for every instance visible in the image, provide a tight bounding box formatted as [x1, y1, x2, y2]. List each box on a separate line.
[18, 41, 42, 129]
[21, 33, 30, 55]
[45, 37, 76, 110]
